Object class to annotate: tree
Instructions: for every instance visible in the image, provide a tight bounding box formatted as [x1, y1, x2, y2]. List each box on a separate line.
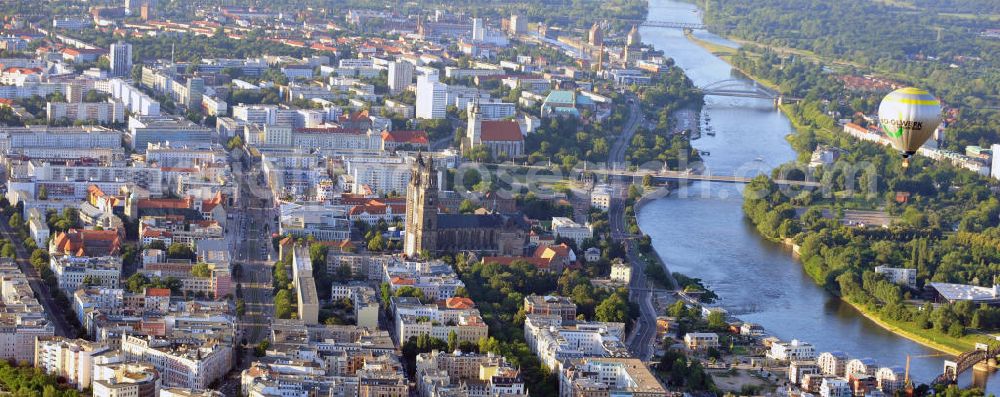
[628, 184, 641, 200]
[226, 135, 244, 150]
[668, 300, 687, 318]
[30, 249, 48, 270]
[395, 286, 426, 301]
[236, 299, 245, 316]
[707, 311, 727, 330]
[146, 240, 167, 250]
[332, 264, 352, 282]
[124, 273, 150, 293]
[367, 234, 385, 252]
[459, 199, 478, 214]
[0, 242, 15, 259]
[191, 263, 212, 277]
[37, 185, 47, 200]
[81, 275, 101, 287]
[254, 340, 269, 357]
[668, 357, 688, 386]
[274, 289, 294, 319]
[595, 293, 628, 323]
[447, 330, 458, 352]
[166, 243, 195, 260]
[8, 213, 22, 229]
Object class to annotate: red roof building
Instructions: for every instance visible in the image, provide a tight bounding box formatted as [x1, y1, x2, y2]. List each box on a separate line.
[50, 229, 122, 257]
[469, 114, 524, 158]
[481, 243, 578, 273]
[443, 297, 475, 310]
[480, 121, 524, 142]
[381, 130, 429, 151]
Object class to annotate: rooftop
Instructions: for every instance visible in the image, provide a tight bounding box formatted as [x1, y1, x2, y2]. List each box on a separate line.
[480, 120, 523, 142]
[929, 282, 1000, 302]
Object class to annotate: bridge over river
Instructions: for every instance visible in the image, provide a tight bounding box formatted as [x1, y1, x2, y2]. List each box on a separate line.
[935, 343, 1000, 387]
[494, 164, 822, 188]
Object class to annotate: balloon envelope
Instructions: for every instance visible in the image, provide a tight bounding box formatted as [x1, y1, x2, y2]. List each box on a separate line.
[878, 87, 942, 156]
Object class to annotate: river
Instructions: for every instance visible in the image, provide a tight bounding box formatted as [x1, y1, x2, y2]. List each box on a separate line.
[636, 0, 996, 390]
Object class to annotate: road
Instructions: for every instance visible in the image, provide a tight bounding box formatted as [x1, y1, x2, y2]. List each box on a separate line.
[609, 98, 677, 361]
[230, 154, 278, 349]
[0, 213, 77, 337]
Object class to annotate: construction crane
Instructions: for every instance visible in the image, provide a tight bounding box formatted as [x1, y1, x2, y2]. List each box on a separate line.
[905, 352, 951, 391]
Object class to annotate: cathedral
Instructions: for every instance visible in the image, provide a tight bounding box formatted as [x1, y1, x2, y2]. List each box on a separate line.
[623, 24, 643, 66]
[404, 154, 527, 257]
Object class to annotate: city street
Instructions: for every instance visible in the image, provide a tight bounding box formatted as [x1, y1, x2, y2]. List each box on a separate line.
[609, 98, 677, 361]
[0, 212, 77, 337]
[230, 155, 279, 349]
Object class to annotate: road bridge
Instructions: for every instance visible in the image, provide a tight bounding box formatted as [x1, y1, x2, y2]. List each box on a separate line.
[589, 168, 821, 187]
[494, 164, 822, 187]
[698, 79, 779, 100]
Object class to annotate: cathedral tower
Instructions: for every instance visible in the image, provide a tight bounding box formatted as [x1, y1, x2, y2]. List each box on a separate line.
[404, 154, 438, 257]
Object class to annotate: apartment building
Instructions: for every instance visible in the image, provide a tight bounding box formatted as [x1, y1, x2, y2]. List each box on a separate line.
[524, 295, 577, 323]
[292, 247, 320, 325]
[416, 350, 527, 397]
[49, 255, 123, 294]
[817, 351, 849, 377]
[23, 159, 163, 196]
[34, 337, 111, 390]
[416, 75, 447, 120]
[121, 334, 232, 389]
[392, 296, 488, 344]
[559, 357, 668, 397]
[683, 333, 720, 351]
[590, 184, 612, 210]
[0, 261, 56, 363]
[128, 115, 213, 152]
[551, 217, 593, 246]
[92, 362, 161, 397]
[109, 78, 161, 116]
[769, 339, 817, 361]
[47, 100, 126, 124]
[874, 265, 917, 288]
[523, 314, 627, 371]
[0, 125, 121, 153]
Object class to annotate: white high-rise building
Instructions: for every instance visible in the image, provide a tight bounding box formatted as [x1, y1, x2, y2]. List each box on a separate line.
[472, 18, 485, 41]
[388, 61, 415, 94]
[109, 42, 132, 78]
[991, 144, 1000, 180]
[416, 75, 447, 120]
[510, 14, 527, 34]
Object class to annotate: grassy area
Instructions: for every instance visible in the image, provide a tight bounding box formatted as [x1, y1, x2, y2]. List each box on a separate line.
[683, 31, 739, 61]
[845, 299, 988, 356]
[940, 12, 1000, 21]
[871, 0, 917, 9]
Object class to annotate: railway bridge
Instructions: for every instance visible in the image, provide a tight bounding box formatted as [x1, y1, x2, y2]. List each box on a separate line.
[934, 343, 1000, 385]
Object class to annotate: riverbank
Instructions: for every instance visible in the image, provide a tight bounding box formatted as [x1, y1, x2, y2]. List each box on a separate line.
[844, 300, 967, 356]
[680, 24, 983, 359]
[683, 31, 781, 92]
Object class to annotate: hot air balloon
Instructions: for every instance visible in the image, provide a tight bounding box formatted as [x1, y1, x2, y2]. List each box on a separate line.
[878, 87, 943, 167]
